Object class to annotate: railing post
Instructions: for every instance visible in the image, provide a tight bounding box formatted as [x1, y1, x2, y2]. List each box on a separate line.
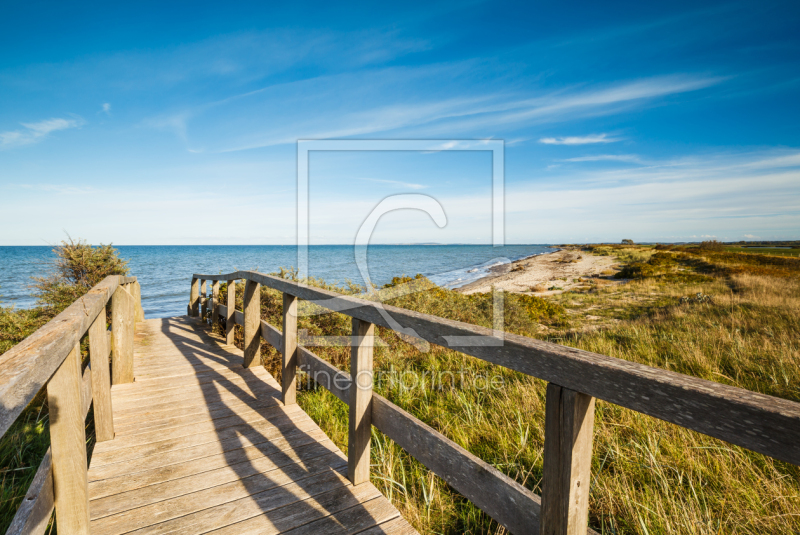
[47, 343, 90, 534]
[242, 279, 261, 368]
[88, 307, 114, 442]
[211, 280, 220, 328]
[541, 383, 596, 535]
[190, 277, 199, 317]
[282, 293, 298, 405]
[111, 283, 135, 384]
[348, 318, 374, 485]
[200, 279, 208, 321]
[226, 279, 236, 345]
[131, 280, 145, 322]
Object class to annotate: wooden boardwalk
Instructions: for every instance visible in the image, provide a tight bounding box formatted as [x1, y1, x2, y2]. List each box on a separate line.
[87, 317, 416, 535]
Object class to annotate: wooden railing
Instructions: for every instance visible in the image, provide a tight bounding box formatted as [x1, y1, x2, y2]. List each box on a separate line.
[0, 276, 143, 535]
[192, 270, 800, 535]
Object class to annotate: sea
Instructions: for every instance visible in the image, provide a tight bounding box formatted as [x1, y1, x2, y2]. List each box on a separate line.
[0, 244, 554, 318]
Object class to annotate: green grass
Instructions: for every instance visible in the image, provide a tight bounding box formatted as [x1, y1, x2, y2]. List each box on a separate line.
[725, 246, 800, 257]
[210, 251, 800, 534]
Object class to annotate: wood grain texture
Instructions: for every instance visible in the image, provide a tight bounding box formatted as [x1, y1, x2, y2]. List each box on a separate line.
[282, 293, 298, 405]
[131, 281, 145, 322]
[47, 344, 90, 534]
[225, 281, 236, 345]
[192, 270, 800, 466]
[201, 280, 208, 320]
[190, 277, 199, 317]
[6, 450, 54, 535]
[83, 316, 412, 535]
[541, 384, 596, 535]
[89, 309, 114, 442]
[211, 280, 220, 327]
[348, 319, 374, 486]
[111, 285, 135, 384]
[297, 347, 350, 404]
[242, 280, 261, 368]
[0, 275, 122, 437]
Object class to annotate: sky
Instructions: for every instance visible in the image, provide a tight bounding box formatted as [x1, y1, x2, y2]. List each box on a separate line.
[1, 0, 799, 245]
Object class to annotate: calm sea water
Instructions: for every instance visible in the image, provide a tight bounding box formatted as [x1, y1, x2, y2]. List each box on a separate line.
[0, 245, 553, 318]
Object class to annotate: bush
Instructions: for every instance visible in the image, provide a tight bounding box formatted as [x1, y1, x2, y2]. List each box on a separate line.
[33, 238, 129, 314]
[699, 240, 724, 251]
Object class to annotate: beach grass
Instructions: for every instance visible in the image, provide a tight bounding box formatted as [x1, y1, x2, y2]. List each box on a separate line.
[216, 246, 800, 534]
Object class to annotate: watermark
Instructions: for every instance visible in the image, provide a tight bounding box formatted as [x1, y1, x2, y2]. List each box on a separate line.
[297, 364, 506, 393]
[295, 139, 507, 350]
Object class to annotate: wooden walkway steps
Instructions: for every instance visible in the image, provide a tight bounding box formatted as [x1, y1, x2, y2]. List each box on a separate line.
[87, 316, 417, 535]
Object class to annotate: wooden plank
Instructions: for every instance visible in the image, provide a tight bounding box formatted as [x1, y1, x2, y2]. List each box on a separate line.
[201, 279, 208, 320]
[225, 281, 236, 345]
[131, 281, 145, 322]
[261, 318, 283, 350]
[89, 439, 342, 501]
[211, 280, 220, 327]
[359, 517, 419, 535]
[90, 451, 346, 520]
[91, 407, 310, 466]
[349, 318, 374, 485]
[47, 343, 90, 534]
[166, 475, 381, 535]
[88, 426, 330, 481]
[282, 293, 298, 405]
[88, 309, 114, 441]
[372, 393, 541, 535]
[81, 363, 92, 418]
[6, 449, 54, 535]
[541, 384, 596, 535]
[297, 347, 350, 403]
[0, 275, 120, 437]
[243, 280, 260, 368]
[277, 496, 400, 535]
[189, 277, 199, 317]
[111, 285, 134, 384]
[192, 270, 800, 467]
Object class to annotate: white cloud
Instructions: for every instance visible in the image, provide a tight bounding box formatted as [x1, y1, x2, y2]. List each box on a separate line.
[560, 154, 642, 163]
[1, 117, 83, 149]
[102, 103, 111, 113]
[540, 134, 620, 145]
[358, 177, 428, 190]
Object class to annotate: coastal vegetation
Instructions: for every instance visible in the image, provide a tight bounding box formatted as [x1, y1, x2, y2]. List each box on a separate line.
[0, 239, 128, 532]
[214, 245, 800, 534]
[1, 241, 798, 533]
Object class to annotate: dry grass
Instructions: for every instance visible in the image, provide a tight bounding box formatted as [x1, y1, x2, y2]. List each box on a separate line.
[206, 251, 800, 533]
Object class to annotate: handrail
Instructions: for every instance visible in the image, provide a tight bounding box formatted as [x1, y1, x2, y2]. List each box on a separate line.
[198, 270, 800, 534]
[0, 275, 142, 535]
[193, 270, 800, 466]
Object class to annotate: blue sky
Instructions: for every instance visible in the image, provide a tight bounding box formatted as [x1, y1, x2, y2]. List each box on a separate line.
[1, 0, 799, 245]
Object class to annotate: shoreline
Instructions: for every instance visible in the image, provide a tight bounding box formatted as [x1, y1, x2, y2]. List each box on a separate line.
[454, 248, 621, 295]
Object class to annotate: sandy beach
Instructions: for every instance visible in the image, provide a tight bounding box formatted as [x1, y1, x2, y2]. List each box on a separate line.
[456, 248, 621, 295]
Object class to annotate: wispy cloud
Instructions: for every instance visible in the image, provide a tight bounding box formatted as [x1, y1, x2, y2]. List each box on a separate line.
[540, 133, 620, 145]
[560, 154, 643, 163]
[101, 103, 111, 114]
[1, 117, 83, 149]
[358, 177, 428, 190]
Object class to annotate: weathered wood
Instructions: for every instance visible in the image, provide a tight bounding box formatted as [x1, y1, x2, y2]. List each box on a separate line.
[372, 393, 543, 535]
[6, 449, 54, 535]
[261, 319, 283, 351]
[225, 281, 236, 345]
[242, 279, 261, 368]
[189, 277, 199, 317]
[0, 275, 122, 438]
[111, 284, 135, 384]
[541, 384, 595, 535]
[211, 280, 220, 327]
[348, 318, 374, 485]
[282, 293, 298, 405]
[131, 280, 145, 322]
[200, 280, 208, 320]
[81, 363, 92, 418]
[88, 309, 114, 442]
[297, 346, 351, 403]
[47, 343, 90, 534]
[192, 270, 800, 467]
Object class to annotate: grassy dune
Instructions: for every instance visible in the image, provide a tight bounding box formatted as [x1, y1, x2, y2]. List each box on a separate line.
[217, 247, 800, 534]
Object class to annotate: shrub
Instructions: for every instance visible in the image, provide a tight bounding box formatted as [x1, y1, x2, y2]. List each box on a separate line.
[33, 238, 129, 314]
[699, 240, 724, 251]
